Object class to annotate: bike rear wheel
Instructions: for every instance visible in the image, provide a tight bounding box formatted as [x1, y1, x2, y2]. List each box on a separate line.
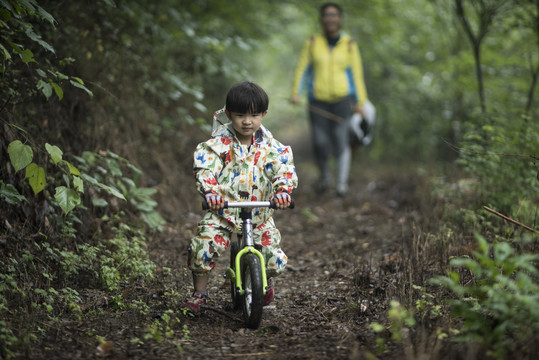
[230, 241, 241, 310]
[240, 253, 263, 329]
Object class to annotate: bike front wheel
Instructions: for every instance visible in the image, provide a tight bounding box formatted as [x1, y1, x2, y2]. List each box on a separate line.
[240, 253, 263, 329]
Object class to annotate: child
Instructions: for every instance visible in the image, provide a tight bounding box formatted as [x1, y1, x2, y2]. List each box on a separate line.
[183, 81, 299, 315]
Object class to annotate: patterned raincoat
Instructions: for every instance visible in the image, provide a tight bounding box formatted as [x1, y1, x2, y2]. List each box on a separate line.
[188, 123, 298, 276]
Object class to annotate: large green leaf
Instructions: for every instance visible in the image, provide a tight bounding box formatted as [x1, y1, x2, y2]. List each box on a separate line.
[73, 175, 84, 193]
[54, 186, 81, 214]
[25, 163, 46, 194]
[61, 160, 80, 176]
[45, 143, 63, 165]
[69, 79, 93, 97]
[19, 48, 35, 63]
[24, 27, 55, 53]
[0, 43, 11, 60]
[50, 81, 63, 100]
[37, 79, 52, 99]
[7, 140, 33, 172]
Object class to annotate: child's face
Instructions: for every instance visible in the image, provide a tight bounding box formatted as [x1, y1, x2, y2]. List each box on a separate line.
[226, 110, 267, 145]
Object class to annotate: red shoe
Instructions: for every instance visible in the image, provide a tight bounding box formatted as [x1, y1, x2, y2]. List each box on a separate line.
[263, 278, 274, 306]
[182, 291, 207, 315]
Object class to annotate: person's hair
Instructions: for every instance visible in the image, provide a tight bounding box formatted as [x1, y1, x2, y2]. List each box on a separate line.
[319, 2, 343, 17]
[225, 81, 269, 114]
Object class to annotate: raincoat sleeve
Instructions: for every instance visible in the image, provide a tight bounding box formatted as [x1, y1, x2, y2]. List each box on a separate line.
[265, 139, 298, 195]
[291, 37, 313, 98]
[193, 141, 225, 197]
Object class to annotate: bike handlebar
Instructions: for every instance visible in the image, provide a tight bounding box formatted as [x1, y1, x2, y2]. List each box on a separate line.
[202, 199, 295, 211]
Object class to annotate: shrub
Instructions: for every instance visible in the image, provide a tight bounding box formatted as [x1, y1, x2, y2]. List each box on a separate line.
[431, 234, 539, 359]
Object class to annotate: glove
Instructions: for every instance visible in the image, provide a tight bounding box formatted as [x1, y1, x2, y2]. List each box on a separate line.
[205, 191, 224, 209]
[273, 190, 291, 208]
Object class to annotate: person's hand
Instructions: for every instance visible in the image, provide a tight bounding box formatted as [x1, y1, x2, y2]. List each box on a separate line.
[290, 95, 300, 105]
[354, 104, 365, 118]
[205, 191, 224, 211]
[273, 190, 291, 210]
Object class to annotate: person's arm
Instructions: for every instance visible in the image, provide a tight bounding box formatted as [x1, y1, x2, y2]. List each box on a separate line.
[193, 142, 225, 203]
[266, 141, 298, 196]
[291, 38, 313, 103]
[349, 40, 368, 113]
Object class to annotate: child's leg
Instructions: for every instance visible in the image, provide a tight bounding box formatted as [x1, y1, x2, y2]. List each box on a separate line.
[188, 213, 233, 290]
[193, 273, 210, 293]
[253, 218, 287, 278]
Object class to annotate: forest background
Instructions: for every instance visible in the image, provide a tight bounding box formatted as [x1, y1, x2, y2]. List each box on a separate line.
[1, 0, 538, 359]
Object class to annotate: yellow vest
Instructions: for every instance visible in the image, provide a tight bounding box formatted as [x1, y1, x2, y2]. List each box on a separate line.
[292, 33, 368, 105]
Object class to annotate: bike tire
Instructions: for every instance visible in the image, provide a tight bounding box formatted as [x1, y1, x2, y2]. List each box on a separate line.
[230, 242, 241, 310]
[240, 253, 264, 329]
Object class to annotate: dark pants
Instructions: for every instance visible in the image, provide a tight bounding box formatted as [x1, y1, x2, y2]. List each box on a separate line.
[308, 97, 353, 189]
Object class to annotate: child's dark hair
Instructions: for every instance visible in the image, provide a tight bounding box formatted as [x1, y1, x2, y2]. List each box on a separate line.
[225, 81, 269, 114]
[320, 2, 343, 17]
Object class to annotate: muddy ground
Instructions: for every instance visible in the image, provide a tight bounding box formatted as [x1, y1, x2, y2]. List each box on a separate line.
[33, 145, 433, 360]
[147, 148, 428, 360]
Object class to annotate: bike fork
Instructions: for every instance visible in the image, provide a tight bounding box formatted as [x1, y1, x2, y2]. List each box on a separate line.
[227, 216, 268, 295]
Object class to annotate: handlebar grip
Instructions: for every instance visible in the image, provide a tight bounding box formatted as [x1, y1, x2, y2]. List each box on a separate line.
[202, 199, 209, 210]
[202, 199, 294, 210]
[269, 198, 295, 209]
[202, 199, 229, 210]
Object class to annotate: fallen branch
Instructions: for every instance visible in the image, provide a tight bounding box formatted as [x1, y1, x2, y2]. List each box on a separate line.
[443, 138, 539, 162]
[307, 104, 344, 123]
[483, 206, 539, 234]
[224, 352, 274, 357]
[201, 305, 242, 322]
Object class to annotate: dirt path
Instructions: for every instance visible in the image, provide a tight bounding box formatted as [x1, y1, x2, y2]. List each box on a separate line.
[165, 154, 424, 360]
[37, 148, 425, 360]
[26, 147, 421, 360]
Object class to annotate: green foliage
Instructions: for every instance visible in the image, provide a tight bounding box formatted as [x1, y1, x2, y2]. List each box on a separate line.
[6, 139, 123, 214]
[457, 113, 539, 227]
[0, 181, 26, 204]
[0, 221, 158, 357]
[431, 234, 539, 359]
[370, 300, 416, 354]
[74, 150, 165, 230]
[1, 0, 539, 358]
[6, 137, 163, 229]
[7, 140, 32, 171]
[0, 0, 92, 102]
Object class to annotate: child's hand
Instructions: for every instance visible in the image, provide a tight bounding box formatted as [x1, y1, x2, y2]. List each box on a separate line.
[205, 191, 224, 211]
[273, 191, 291, 210]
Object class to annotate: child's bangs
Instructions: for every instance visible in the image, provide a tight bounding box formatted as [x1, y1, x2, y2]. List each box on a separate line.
[228, 96, 266, 114]
[226, 82, 269, 114]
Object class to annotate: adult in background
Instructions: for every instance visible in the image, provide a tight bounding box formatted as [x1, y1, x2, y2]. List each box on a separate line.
[290, 2, 368, 196]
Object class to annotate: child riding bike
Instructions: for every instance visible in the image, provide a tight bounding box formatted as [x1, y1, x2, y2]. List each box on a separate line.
[183, 81, 299, 315]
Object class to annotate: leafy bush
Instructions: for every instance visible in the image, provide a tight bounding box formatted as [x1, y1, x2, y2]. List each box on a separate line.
[0, 0, 92, 102]
[1, 136, 162, 357]
[4, 138, 164, 230]
[431, 234, 539, 359]
[457, 114, 539, 220]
